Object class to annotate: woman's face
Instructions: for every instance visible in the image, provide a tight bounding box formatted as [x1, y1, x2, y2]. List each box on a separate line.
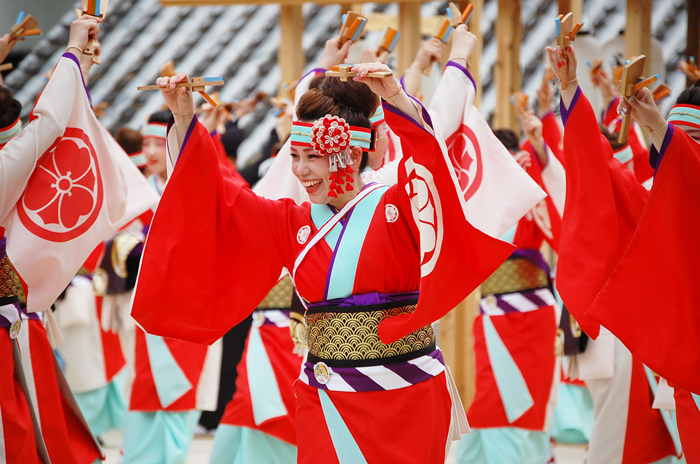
[143, 137, 167, 179]
[367, 123, 389, 169]
[290, 146, 363, 204]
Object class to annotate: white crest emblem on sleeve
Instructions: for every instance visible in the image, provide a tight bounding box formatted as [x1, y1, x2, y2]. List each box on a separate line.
[385, 204, 399, 223]
[297, 225, 311, 244]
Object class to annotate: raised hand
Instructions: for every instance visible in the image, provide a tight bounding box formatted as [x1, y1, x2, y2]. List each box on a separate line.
[0, 34, 18, 64]
[448, 25, 477, 67]
[156, 71, 195, 121]
[360, 46, 389, 65]
[318, 36, 354, 70]
[546, 44, 578, 108]
[618, 87, 668, 147]
[66, 15, 101, 55]
[536, 78, 554, 117]
[351, 62, 400, 101]
[410, 38, 446, 72]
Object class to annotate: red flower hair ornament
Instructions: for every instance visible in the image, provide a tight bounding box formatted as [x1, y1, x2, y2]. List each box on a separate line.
[310, 115, 355, 198]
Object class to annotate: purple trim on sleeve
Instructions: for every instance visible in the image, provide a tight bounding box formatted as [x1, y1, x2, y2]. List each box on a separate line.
[399, 75, 406, 91]
[446, 61, 477, 94]
[559, 86, 581, 127]
[302, 68, 327, 81]
[649, 123, 674, 176]
[383, 99, 430, 134]
[61, 52, 92, 105]
[166, 114, 199, 166]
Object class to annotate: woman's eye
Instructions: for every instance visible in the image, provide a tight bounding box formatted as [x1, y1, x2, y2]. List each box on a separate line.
[290, 153, 299, 159]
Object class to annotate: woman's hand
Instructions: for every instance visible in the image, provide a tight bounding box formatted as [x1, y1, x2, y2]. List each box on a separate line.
[0, 34, 18, 64]
[317, 36, 353, 70]
[448, 25, 477, 67]
[360, 46, 389, 64]
[157, 71, 195, 122]
[591, 69, 618, 104]
[618, 87, 668, 149]
[546, 44, 578, 109]
[409, 38, 445, 72]
[67, 15, 101, 55]
[522, 110, 547, 165]
[351, 62, 400, 100]
[536, 78, 554, 117]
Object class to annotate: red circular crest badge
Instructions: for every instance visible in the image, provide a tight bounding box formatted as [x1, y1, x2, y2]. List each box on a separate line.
[445, 124, 483, 201]
[17, 127, 103, 242]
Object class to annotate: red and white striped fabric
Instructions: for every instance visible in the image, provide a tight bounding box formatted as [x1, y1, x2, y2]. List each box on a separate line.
[0, 53, 158, 312]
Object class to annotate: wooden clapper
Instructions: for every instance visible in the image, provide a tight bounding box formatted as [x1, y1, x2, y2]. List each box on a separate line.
[555, 12, 584, 90]
[423, 2, 474, 76]
[617, 55, 660, 143]
[137, 77, 226, 108]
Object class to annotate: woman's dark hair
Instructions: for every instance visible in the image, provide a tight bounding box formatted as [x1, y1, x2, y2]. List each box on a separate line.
[493, 128, 520, 153]
[148, 110, 171, 124]
[599, 123, 625, 151]
[115, 127, 143, 155]
[296, 77, 378, 170]
[675, 79, 700, 107]
[0, 86, 21, 129]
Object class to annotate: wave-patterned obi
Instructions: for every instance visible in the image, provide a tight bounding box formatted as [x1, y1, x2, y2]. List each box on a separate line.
[299, 293, 445, 392]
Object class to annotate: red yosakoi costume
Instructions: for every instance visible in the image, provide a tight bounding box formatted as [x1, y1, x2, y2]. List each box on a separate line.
[583, 101, 700, 463]
[132, 91, 515, 463]
[556, 87, 680, 463]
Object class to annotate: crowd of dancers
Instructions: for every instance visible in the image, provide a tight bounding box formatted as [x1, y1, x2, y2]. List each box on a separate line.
[1, 8, 699, 464]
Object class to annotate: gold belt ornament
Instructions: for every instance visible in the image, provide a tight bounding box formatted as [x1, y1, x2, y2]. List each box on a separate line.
[481, 258, 549, 296]
[306, 304, 435, 362]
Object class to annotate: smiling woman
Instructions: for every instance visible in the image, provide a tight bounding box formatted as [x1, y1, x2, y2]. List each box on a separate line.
[132, 63, 514, 464]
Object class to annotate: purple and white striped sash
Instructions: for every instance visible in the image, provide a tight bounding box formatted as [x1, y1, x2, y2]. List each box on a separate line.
[480, 288, 556, 317]
[299, 348, 446, 392]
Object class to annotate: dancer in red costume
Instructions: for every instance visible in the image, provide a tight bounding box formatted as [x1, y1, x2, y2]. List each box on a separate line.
[551, 43, 682, 463]
[132, 56, 515, 461]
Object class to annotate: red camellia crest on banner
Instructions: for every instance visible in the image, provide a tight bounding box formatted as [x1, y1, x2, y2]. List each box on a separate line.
[445, 124, 483, 201]
[17, 127, 103, 242]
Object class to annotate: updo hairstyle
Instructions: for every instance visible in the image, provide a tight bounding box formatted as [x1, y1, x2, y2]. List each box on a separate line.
[675, 79, 700, 108]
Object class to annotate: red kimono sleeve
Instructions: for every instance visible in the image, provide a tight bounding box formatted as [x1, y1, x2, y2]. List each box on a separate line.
[588, 125, 700, 393]
[132, 118, 306, 345]
[556, 88, 648, 338]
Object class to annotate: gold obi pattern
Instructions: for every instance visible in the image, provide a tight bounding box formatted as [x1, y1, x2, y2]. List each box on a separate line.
[306, 304, 435, 362]
[258, 276, 294, 309]
[481, 257, 549, 296]
[0, 255, 19, 301]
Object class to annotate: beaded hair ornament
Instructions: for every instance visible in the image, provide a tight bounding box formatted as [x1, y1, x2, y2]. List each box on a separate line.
[291, 115, 372, 197]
